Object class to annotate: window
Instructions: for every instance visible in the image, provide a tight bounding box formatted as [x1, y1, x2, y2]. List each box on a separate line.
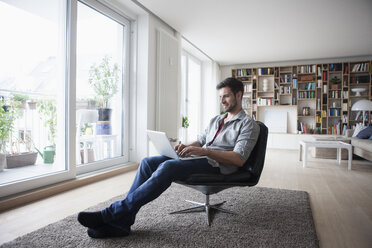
[0, 0, 131, 197]
[76, 1, 129, 174]
[181, 52, 202, 143]
[0, 0, 68, 186]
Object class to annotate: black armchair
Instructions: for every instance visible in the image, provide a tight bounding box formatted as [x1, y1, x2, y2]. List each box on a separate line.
[170, 121, 268, 226]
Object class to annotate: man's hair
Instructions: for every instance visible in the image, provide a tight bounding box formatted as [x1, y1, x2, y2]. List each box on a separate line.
[216, 77, 244, 95]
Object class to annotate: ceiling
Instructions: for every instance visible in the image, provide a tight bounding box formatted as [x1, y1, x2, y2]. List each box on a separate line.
[136, 0, 372, 65]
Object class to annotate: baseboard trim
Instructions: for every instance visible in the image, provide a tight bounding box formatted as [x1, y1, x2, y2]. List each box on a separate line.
[0, 163, 139, 212]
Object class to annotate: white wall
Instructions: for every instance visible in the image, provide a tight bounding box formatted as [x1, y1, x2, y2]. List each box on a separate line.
[109, 1, 222, 161]
[155, 29, 180, 138]
[257, 105, 298, 134]
[133, 12, 181, 161]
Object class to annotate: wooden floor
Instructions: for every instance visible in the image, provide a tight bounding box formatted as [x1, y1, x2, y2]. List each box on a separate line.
[0, 149, 372, 247]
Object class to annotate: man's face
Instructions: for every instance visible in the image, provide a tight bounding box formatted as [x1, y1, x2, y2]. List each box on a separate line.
[219, 87, 240, 113]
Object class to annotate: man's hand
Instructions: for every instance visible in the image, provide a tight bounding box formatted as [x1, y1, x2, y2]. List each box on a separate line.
[174, 141, 204, 157]
[178, 146, 208, 158]
[174, 143, 187, 154]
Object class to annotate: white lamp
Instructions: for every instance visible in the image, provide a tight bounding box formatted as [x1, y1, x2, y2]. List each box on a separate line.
[77, 109, 99, 126]
[351, 100, 372, 126]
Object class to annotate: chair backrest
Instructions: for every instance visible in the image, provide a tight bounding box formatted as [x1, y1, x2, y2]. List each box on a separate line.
[243, 121, 268, 180]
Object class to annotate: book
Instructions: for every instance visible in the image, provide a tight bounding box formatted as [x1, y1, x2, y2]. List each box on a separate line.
[342, 103, 348, 111]
[293, 79, 297, 89]
[355, 111, 361, 120]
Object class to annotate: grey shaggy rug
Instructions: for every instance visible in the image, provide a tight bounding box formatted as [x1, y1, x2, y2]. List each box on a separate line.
[1, 184, 318, 248]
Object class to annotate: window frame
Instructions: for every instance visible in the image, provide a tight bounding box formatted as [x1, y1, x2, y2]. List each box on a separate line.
[181, 50, 202, 144]
[75, 0, 131, 175]
[0, 0, 133, 197]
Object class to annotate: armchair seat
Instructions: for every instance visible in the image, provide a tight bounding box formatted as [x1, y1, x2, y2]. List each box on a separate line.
[170, 121, 268, 226]
[183, 171, 254, 184]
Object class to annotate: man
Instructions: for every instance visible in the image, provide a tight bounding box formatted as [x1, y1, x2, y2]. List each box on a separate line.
[77, 77, 260, 238]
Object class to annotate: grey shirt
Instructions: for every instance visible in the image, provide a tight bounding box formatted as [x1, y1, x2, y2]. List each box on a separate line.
[197, 110, 260, 175]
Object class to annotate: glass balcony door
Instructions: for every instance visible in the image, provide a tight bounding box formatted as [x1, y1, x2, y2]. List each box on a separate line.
[0, 0, 72, 196]
[75, 0, 129, 174]
[0, 0, 131, 197]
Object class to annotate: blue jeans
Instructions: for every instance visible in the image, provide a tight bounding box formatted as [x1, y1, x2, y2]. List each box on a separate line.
[101, 156, 220, 230]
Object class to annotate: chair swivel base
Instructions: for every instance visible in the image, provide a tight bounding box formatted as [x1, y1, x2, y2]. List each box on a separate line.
[169, 194, 238, 226]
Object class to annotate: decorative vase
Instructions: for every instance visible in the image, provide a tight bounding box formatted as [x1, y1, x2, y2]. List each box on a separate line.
[98, 108, 112, 121]
[97, 108, 112, 135]
[302, 107, 310, 116]
[80, 149, 95, 163]
[96, 121, 112, 135]
[27, 101, 37, 110]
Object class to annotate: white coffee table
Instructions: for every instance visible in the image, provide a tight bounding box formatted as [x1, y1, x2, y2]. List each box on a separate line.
[299, 140, 353, 170]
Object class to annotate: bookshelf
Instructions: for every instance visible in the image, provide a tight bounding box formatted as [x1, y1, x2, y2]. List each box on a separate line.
[297, 65, 317, 134]
[328, 63, 343, 134]
[232, 60, 372, 135]
[257, 67, 275, 107]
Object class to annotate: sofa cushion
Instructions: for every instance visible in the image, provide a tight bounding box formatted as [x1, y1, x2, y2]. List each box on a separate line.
[351, 138, 372, 153]
[356, 126, 372, 139]
[352, 123, 366, 137]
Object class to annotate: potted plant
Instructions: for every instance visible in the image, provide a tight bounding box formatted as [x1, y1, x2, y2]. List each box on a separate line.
[0, 100, 15, 153]
[0, 98, 37, 169]
[27, 99, 37, 110]
[37, 99, 57, 163]
[0, 101, 15, 171]
[12, 93, 29, 109]
[179, 115, 189, 143]
[6, 138, 38, 168]
[88, 55, 119, 135]
[182, 116, 190, 129]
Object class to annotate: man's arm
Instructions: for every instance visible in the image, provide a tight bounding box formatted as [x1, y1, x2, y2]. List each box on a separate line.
[175, 121, 210, 153]
[177, 118, 260, 167]
[177, 146, 244, 167]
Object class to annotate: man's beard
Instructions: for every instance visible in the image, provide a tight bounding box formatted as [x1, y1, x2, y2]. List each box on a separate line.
[224, 99, 237, 113]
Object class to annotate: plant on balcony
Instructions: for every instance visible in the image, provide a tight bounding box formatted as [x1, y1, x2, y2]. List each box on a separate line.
[182, 116, 189, 128]
[88, 55, 119, 110]
[27, 98, 37, 110]
[37, 99, 57, 146]
[179, 115, 190, 143]
[0, 98, 24, 170]
[88, 56, 119, 127]
[88, 56, 120, 135]
[0, 102, 16, 154]
[12, 93, 29, 109]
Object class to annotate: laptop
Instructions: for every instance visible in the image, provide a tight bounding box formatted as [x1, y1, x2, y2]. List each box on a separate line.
[147, 130, 207, 160]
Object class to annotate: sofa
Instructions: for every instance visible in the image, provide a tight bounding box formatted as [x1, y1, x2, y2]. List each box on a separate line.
[345, 129, 372, 161]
